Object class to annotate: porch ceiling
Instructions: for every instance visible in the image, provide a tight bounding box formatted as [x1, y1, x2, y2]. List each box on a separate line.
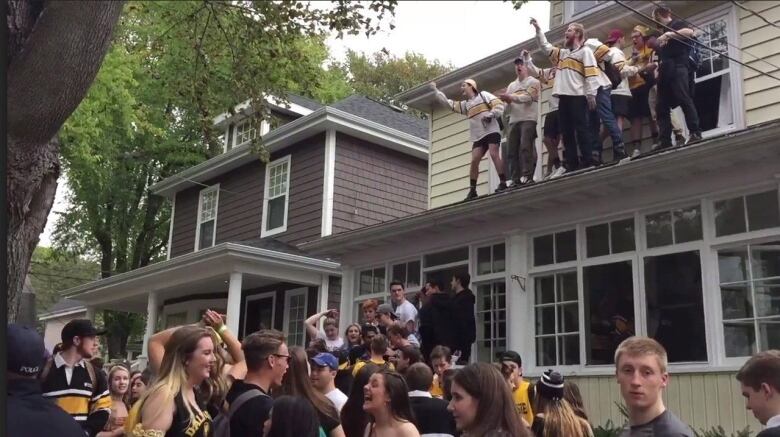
[300, 122, 780, 259]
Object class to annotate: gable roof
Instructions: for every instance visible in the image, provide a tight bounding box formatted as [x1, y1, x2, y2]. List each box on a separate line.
[330, 95, 428, 140]
[288, 93, 324, 111]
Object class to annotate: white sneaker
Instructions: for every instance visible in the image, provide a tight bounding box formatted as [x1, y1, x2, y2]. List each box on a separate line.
[631, 149, 641, 158]
[550, 166, 567, 179]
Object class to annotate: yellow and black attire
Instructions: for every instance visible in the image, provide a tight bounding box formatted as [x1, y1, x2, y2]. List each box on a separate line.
[512, 379, 535, 426]
[352, 357, 394, 377]
[41, 353, 111, 436]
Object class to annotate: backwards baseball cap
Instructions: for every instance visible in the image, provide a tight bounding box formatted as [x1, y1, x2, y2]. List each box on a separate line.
[8, 324, 46, 377]
[537, 369, 565, 400]
[605, 28, 624, 44]
[311, 352, 339, 370]
[513, 57, 525, 65]
[633, 25, 651, 38]
[376, 303, 397, 319]
[463, 79, 478, 91]
[498, 350, 523, 367]
[61, 319, 106, 344]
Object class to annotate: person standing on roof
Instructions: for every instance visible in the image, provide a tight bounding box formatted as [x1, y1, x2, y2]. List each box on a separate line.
[531, 17, 601, 173]
[430, 78, 507, 201]
[499, 56, 541, 187]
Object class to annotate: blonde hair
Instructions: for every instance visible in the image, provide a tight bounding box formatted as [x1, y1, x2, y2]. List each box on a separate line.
[107, 365, 131, 404]
[568, 22, 586, 41]
[131, 326, 220, 429]
[538, 398, 592, 437]
[614, 336, 668, 373]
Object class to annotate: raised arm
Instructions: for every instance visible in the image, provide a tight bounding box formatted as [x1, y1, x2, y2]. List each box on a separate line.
[148, 324, 196, 374]
[531, 18, 560, 64]
[430, 81, 467, 115]
[522, 50, 553, 84]
[202, 309, 246, 380]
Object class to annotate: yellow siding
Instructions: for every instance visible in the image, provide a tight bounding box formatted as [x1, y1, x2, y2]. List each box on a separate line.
[428, 106, 490, 208]
[567, 372, 762, 433]
[739, 1, 780, 127]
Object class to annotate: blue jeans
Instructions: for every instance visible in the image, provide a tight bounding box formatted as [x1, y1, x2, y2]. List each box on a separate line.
[589, 86, 625, 159]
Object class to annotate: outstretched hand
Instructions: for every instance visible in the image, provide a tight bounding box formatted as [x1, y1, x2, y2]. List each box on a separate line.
[520, 49, 530, 59]
[530, 18, 540, 31]
[202, 309, 225, 330]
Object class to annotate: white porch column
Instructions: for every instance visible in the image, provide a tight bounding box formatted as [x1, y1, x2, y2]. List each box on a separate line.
[85, 306, 96, 322]
[141, 291, 159, 363]
[340, 267, 355, 326]
[507, 234, 531, 362]
[318, 274, 330, 314]
[226, 272, 243, 335]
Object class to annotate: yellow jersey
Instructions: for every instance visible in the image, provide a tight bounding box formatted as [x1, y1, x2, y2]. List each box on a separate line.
[352, 358, 394, 377]
[513, 379, 534, 426]
[429, 374, 444, 398]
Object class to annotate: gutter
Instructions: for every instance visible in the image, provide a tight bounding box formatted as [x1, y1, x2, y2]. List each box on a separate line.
[151, 107, 430, 198]
[38, 307, 87, 321]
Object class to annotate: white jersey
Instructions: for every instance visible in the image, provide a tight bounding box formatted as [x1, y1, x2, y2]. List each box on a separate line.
[535, 28, 600, 97]
[585, 38, 639, 97]
[435, 90, 505, 142]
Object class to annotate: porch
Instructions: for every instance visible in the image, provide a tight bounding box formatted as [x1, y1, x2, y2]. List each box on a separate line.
[62, 241, 341, 365]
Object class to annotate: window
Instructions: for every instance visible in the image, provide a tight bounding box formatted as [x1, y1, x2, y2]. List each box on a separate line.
[391, 260, 421, 290]
[644, 251, 707, 362]
[195, 185, 219, 250]
[424, 247, 469, 267]
[423, 246, 469, 294]
[359, 267, 386, 296]
[646, 205, 703, 248]
[586, 219, 635, 257]
[475, 281, 507, 362]
[692, 8, 742, 134]
[232, 118, 270, 149]
[534, 272, 579, 366]
[564, 0, 608, 21]
[165, 312, 187, 329]
[714, 190, 780, 237]
[583, 261, 635, 365]
[284, 289, 308, 347]
[261, 156, 291, 237]
[477, 243, 506, 275]
[718, 241, 780, 357]
[533, 230, 576, 266]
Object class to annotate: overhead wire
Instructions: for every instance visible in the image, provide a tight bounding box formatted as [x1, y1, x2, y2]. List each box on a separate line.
[645, 0, 780, 74]
[612, 0, 780, 83]
[730, 1, 780, 30]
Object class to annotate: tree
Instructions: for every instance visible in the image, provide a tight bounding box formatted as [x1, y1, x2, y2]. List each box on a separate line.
[7, 1, 397, 323]
[342, 49, 453, 106]
[29, 247, 100, 316]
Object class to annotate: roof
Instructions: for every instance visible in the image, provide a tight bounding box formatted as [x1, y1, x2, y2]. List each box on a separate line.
[235, 238, 327, 259]
[299, 121, 780, 257]
[287, 93, 324, 111]
[38, 297, 86, 320]
[330, 95, 428, 140]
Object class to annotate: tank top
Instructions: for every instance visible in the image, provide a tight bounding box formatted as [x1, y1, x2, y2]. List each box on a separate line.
[166, 392, 212, 437]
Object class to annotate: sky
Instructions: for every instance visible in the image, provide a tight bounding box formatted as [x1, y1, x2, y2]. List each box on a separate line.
[38, 0, 551, 247]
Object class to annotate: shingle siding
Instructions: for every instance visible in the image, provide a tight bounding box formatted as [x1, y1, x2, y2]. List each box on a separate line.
[169, 134, 325, 257]
[332, 133, 427, 233]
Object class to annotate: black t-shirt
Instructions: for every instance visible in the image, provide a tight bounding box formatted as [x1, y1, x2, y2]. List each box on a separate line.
[757, 427, 780, 437]
[659, 18, 691, 60]
[225, 380, 273, 437]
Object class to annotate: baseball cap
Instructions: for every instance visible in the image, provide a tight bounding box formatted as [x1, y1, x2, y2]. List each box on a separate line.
[376, 303, 397, 319]
[497, 350, 523, 367]
[61, 319, 107, 344]
[513, 57, 525, 65]
[605, 29, 624, 44]
[8, 324, 46, 377]
[311, 352, 339, 370]
[463, 79, 478, 91]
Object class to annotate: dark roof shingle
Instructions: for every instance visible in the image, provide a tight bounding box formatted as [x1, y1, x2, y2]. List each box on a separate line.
[329, 95, 429, 141]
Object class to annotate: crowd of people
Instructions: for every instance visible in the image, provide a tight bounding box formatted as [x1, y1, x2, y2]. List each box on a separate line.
[431, 5, 704, 201]
[8, 269, 780, 437]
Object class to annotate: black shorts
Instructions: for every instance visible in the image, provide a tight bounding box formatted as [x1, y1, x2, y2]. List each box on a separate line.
[543, 110, 560, 139]
[629, 85, 652, 118]
[472, 132, 502, 150]
[611, 95, 631, 118]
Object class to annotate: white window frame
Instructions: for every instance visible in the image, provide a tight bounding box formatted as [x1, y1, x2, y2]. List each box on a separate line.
[710, 187, 780, 241]
[261, 155, 291, 237]
[689, 4, 745, 138]
[232, 117, 271, 150]
[354, 265, 388, 322]
[531, 269, 580, 368]
[563, 0, 610, 23]
[283, 288, 308, 347]
[219, 126, 229, 153]
[472, 240, 509, 363]
[243, 291, 276, 336]
[194, 184, 219, 251]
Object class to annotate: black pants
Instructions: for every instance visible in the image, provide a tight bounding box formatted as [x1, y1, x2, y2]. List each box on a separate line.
[656, 58, 701, 146]
[558, 95, 595, 170]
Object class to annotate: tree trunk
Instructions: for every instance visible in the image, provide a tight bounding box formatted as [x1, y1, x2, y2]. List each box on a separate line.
[6, 1, 125, 322]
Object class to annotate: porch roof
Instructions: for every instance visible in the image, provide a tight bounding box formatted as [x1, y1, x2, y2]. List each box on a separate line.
[299, 121, 780, 258]
[62, 242, 341, 312]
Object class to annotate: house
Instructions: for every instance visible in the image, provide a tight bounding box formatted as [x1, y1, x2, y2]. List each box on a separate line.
[60, 0, 780, 431]
[62, 93, 429, 363]
[296, 1, 777, 432]
[39, 298, 87, 352]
